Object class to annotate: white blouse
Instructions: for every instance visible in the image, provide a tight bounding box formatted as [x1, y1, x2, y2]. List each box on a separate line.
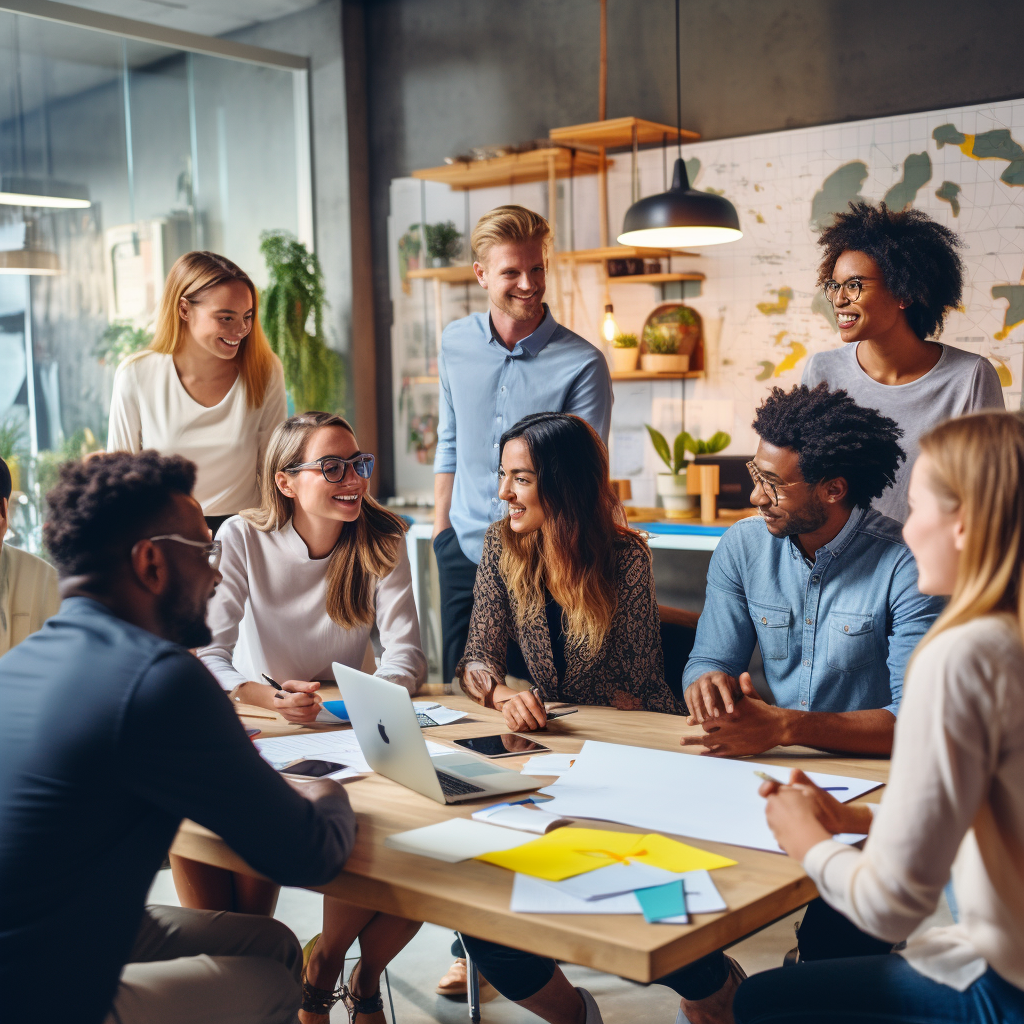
[198, 516, 427, 696]
[107, 351, 288, 516]
[804, 614, 1024, 992]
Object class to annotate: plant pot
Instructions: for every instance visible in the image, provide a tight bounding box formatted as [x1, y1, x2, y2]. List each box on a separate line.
[430, 256, 451, 268]
[641, 353, 690, 373]
[656, 472, 698, 519]
[610, 347, 639, 372]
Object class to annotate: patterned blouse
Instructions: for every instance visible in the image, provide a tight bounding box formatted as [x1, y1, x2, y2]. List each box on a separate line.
[458, 522, 683, 715]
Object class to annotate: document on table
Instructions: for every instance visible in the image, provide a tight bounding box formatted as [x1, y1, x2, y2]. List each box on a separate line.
[521, 753, 577, 776]
[385, 819, 532, 863]
[413, 702, 468, 727]
[471, 802, 571, 834]
[539, 740, 882, 854]
[510, 869, 726, 922]
[254, 730, 448, 775]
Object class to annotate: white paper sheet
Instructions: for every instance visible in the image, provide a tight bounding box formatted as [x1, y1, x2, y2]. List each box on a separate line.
[254, 729, 447, 775]
[384, 818, 532, 863]
[413, 703, 468, 726]
[510, 869, 726, 921]
[471, 803, 571, 834]
[521, 753, 578, 776]
[539, 741, 882, 854]
[554, 862, 691, 901]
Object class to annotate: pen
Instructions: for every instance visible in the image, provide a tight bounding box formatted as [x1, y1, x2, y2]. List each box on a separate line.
[754, 770, 784, 786]
[261, 673, 285, 698]
[821, 787, 848, 792]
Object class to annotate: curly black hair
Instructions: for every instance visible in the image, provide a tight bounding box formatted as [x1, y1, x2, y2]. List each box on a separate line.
[753, 383, 905, 510]
[44, 450, 196, 577]
[816, 202, 964, 340]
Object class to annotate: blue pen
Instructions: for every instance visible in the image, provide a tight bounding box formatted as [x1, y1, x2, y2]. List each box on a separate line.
[821, 786, 848, 792]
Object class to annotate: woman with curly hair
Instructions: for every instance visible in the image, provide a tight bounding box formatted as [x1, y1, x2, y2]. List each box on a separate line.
[458, 411, 682, 731]
[802, 202, 1003, 522]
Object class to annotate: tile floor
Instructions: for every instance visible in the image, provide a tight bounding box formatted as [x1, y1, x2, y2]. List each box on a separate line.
[147, 870, 954, 1023]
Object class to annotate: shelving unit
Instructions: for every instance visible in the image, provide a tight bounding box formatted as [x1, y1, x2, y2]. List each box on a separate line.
[406, 265, 476, 283]
[411, 147, 604, 190]
[549, 116, 700, 150]
[609, 272, 704, 285]
[556, 245, 698, 262]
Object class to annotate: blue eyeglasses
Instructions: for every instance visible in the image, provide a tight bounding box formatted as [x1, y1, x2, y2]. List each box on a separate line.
[285, 454, 375, 483]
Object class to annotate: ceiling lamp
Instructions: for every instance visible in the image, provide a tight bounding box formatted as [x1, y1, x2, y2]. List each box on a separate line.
[0, 176, 91, 210]
[0, 248, 61, 275]
[617, 0, 741, 249]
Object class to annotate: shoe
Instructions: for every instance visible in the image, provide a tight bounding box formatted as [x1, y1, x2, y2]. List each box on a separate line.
[577, 987, 604, 1024]
[341, 962, 388, 1024]
[677, 955, 746, 1024]
[435, 957, 499, 1002]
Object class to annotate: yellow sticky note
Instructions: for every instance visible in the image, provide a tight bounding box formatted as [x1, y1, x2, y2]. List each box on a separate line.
[475, 827, 736, 881]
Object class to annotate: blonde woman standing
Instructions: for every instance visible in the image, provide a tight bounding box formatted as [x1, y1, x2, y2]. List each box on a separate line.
[107, 250, 287, 534]
[178, 411, 426, 1024]
[738, 411, 1024, 1024]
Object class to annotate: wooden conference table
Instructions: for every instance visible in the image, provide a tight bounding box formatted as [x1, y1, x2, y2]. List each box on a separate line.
[170, 692, 889, 983]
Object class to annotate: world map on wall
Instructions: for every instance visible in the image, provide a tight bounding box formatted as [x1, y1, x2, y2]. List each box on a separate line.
[672, 99, 1024, 446]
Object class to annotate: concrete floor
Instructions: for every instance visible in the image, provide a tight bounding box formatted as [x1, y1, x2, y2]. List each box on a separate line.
[147, 869, 954, 1023]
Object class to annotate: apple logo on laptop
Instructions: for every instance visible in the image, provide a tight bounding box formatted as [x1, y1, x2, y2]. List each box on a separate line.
[378, 720, 390, 744]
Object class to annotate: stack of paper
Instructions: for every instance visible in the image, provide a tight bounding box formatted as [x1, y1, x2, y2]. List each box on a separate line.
[521, 753, 577, 776]
[413, 703, 469, 727]
[472, 801, 571, 834]
[538, 741, 882, 854]
[254, 730, 448, 775]
[384, 819, 532, 862]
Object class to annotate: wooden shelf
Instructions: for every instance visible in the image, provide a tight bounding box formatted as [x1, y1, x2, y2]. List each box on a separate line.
[412, 147, 604, 191]
[550, 117, 700, 150]
[611, 370, 703, 381]
[403, 375, 439, 385]
[556, 245, 699, 262]
[608, 272, 704, 284]
[406, 265, 477, 283]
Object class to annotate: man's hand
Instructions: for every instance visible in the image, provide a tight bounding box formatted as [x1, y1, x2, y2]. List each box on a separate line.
[684, 671, 745, 723]
[432, 473, 454, 541]
[499, 690, 547, 732]
[283, 775, 345, 802]
[759, 769, 874, 836]
[682, 672, 788, 757]
[272, 679, 323, 724]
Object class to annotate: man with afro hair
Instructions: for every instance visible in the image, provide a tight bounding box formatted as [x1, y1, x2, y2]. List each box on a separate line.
[803, 201, 1003, 522]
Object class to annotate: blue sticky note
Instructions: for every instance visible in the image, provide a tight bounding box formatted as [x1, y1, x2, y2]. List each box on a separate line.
[635, 880, 687, 923]
[320, 700, 349, 722]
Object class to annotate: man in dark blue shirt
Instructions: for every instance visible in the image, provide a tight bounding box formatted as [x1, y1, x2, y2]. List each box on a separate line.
[0, 451, 355, 1024]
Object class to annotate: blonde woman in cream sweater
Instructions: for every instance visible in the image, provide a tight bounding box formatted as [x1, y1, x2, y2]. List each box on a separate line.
[733, 410, 1024, 1024]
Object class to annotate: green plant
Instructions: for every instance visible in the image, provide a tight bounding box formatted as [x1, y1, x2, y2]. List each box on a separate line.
[643, 325, 679, 355]
[94, 320, 153, 366]
[645, 426, 731, 474]
[672, 306, 700, 328]
[0, 414, 27, 462]
[613, 333, 638, 349]
[397, 224, 422, 293]
[425, 221, 462, 262]
[260, 230, 344, 414]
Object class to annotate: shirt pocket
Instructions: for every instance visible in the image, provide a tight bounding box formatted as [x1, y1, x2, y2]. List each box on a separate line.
[827, 612, 876, 673]
[748, 601, 790, 661]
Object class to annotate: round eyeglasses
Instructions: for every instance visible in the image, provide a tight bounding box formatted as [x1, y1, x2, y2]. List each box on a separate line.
[148, 534, 222, 570]
[823, 278, 863, 303]
[285, 454, 375, 483]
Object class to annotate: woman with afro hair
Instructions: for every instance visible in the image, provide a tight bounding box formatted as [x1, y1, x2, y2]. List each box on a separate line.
[802, 202, 1003, 523]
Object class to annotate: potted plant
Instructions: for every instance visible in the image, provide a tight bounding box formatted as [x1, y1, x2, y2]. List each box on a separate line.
[646, 426, 731, 517]
[397, 224, 422, 294]
[641, 325, 690, 373]
[610, 332, 639, 372]
[425, 221, 462, 267]
[260, 230, 345, 413]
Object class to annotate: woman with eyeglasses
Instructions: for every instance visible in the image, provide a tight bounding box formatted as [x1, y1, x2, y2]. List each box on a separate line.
[107, 250, 288, 537]
[802, 202, 1003, 523]
[175, 411, 426, 1024]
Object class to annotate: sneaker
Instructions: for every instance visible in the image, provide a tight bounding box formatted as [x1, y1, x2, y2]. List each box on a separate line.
[435, 958, 499, 1002]
[677, 956, 746, 1024]
[577, 987, 604, 1024]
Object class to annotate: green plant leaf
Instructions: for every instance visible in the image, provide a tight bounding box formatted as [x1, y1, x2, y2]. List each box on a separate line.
[707, 430, 731, 453]
[679, 431, 699, 455]
[645, 425, 672, 470]
[672, 432, 691, 474]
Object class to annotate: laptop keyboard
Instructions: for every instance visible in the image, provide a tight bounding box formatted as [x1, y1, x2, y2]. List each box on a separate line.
[437, 772, 486, 797]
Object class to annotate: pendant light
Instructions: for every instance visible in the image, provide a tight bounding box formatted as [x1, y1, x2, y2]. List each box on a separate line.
[0, 219, 60, 276]
[617, 0, 742, 249]
[0, 176, 90, 210]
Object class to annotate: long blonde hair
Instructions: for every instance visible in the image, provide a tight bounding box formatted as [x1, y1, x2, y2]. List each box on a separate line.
[915, 411, 1024, 652]
[139, 250, 276, 409]
[242, 412, 407, 629]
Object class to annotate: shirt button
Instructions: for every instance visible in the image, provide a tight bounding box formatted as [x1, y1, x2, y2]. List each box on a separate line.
[500, 386, 506, 392]
[801, 700, 807, 706]
[802, 659, 810, 667]
[811, 576, 820, 583]
[806, 618, 812, 625]
[491, 497, 497, 504]
[761, 617, 767, 624]
[493, 443, 499, 448]
[844, 625, 850, 632]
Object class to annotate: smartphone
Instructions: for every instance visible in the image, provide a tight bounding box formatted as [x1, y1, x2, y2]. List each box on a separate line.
[452, 734, 552, 758]
[279, 759, 346, 777]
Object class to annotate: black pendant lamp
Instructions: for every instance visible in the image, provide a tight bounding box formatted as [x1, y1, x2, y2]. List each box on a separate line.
[617, 0, 742, 249]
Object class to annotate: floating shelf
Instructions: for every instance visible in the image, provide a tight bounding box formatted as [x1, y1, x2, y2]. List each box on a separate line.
[556, 245, 699, 262]
[608, 272, 704, 285]
[406, 265, 476, 283]
[610, 370, 703, 381]
[412, 147, 604, 191]
[550, 117, 700, 151]
[403, 375, 440, 385]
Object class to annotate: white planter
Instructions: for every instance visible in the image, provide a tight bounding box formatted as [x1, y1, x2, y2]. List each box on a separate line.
[641, 353, 690, 373]
[656, 472, 698, 518]
[610, 347, 639, 372]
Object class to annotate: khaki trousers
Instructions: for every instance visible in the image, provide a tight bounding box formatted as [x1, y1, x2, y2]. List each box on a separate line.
[104, 904, 302, 1024]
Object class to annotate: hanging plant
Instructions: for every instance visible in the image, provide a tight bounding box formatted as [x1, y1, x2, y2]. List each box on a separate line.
[259, 230, 344, 413]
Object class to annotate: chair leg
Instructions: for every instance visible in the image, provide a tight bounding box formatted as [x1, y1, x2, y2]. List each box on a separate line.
[458, 933, 482, 1024]
[384, 966, 397, 1024]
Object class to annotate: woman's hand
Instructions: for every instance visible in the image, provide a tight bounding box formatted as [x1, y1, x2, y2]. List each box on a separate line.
[460, 662, 501, 706]
[499, 689, 547, 732]
[271, 679, 323, 723]
[760, 769, 872, 860]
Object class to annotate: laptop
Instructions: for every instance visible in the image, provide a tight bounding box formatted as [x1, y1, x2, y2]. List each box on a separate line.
[333, 663, 544, 804]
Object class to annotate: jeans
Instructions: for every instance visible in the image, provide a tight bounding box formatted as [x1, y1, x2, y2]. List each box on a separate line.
[734, 957, 1024, 1024]
[433, 527, 478, 687]
[462, 898, 889, 1003]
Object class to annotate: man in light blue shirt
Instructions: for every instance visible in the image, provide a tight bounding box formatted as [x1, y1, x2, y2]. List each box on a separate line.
[432, 205, 612, 692]
[682, 382, 944, 759]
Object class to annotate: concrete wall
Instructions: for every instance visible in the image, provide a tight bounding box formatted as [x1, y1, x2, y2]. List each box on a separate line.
[362, 0, 1024, 495]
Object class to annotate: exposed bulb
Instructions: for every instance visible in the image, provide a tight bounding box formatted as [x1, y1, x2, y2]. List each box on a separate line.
[601, 304, 618, 343]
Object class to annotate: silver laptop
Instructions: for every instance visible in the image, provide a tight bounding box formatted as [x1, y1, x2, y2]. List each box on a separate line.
[333, 663, 544, 804]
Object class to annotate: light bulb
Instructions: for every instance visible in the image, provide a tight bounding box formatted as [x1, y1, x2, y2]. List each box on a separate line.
[602, 304, 618, 343]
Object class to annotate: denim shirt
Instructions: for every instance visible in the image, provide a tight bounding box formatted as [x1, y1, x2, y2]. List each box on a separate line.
[434, 305, 612, 564]
[683, 506, 944, 715]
